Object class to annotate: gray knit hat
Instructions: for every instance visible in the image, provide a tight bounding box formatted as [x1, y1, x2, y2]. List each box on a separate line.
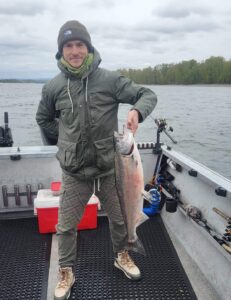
[57, 20, 92, 53]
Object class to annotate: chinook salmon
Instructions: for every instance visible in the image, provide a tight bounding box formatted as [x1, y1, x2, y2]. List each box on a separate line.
[114, 127, 148, 255]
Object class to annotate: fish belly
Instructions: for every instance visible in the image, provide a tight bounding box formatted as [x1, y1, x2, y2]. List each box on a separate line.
[115, 143, 148, 254]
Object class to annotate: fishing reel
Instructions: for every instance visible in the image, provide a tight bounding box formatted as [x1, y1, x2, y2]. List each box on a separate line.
[154, 118, 168, 131]
[153, 118, 177, 154]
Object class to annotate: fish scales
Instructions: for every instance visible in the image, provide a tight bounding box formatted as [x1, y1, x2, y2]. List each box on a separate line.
[114, 128, 148, 255]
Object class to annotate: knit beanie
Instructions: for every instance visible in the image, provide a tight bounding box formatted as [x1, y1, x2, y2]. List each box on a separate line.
[57, 20, 93, 54]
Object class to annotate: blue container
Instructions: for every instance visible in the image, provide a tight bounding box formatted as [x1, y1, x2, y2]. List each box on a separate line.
[143, 188, 161, 216]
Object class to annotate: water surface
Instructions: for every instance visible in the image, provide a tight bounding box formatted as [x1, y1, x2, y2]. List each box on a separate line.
[0, 83, 230, 179]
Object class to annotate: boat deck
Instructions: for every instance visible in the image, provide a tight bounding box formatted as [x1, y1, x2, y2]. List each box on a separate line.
[0, 217, 51, 300]
[0, 215, 197, 300]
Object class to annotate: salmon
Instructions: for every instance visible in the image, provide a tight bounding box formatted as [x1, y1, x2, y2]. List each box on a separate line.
[114, 127, 148, 255]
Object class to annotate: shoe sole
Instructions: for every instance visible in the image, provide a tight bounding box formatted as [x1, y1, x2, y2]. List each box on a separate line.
[114, 261, 141, 281]
[54, 277, 75, 300]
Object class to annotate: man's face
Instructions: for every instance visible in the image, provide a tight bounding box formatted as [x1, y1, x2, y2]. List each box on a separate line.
[62, 40, 89, 68]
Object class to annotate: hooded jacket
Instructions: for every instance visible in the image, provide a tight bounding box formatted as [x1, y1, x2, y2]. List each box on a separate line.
[36, 48, 157, 180]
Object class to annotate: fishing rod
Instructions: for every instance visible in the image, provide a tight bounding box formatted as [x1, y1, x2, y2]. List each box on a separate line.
[143, 118, 178, 215]
[195, 218, 231, 254]
[213, 207, 231, 241]
[151, 118, 177, 184]
[182, 204, 231, 254]
[0, 112, 13, 147]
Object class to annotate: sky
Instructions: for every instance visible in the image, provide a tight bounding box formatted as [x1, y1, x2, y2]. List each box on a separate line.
[0, 0, 231, 79]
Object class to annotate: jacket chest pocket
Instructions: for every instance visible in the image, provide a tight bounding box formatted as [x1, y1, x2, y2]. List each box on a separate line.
[56, 139, 83, 173]
[56, 101, 74, 126]
[88, 92, 116, 124]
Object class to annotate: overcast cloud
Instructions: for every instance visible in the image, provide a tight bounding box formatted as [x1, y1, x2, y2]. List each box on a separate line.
[0, 0, 230, 78]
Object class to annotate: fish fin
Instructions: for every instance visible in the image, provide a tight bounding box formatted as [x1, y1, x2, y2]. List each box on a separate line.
[114, 131, 120, 138]
[133, 156, 138, 166]
[142, 190, 152, 203]
[137, 211, 149, 227]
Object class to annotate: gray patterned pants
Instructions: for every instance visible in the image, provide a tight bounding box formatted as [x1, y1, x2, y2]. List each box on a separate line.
[56, 172, 128, 267]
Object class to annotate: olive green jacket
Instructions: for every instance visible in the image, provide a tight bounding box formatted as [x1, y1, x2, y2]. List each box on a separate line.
[36, 49, 157, 180]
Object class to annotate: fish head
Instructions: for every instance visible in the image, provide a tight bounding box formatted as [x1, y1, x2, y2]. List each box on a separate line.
[114, 127, 134, 155]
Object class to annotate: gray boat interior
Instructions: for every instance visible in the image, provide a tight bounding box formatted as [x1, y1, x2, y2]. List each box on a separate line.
[0, 143, 231, 299]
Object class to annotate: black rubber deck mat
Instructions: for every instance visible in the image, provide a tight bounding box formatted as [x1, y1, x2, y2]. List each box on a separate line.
[71, 215, 197, 300]
[0, 218, 51, 300]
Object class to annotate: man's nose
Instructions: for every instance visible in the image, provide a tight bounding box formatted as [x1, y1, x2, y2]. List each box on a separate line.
[71, 46, 80, 54]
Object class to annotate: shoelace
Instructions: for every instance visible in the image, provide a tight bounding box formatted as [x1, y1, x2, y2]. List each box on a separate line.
[57, 269, 71, 288]
[119, 251, 134, 269]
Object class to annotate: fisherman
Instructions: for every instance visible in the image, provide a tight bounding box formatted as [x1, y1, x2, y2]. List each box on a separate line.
[36, 20, 157, 300]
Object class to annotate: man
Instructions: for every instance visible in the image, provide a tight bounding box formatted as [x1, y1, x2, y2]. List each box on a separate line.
[36, 20, 157, 300]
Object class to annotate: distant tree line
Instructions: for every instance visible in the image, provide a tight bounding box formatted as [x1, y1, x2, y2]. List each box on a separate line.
[0, 79, 46, 83]
[119, 56, 231, 84]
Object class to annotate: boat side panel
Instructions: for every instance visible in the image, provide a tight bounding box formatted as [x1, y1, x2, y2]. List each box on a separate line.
[0, 155, 61, 212]
[161, 208, 231, 300]
[160, 146, 231, 300]
[167, 165, 231, 234]
[0, 146, 157, 213]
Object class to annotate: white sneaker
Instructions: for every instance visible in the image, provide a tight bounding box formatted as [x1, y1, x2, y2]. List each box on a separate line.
[54, 267, 75, 300]
[114, 250, 141, 280]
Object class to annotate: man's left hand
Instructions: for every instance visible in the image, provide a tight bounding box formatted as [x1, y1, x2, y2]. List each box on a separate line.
[127, 110, 139, 134]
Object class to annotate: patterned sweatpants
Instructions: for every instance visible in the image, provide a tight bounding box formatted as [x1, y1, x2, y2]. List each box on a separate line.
[56, 172, 128, 267]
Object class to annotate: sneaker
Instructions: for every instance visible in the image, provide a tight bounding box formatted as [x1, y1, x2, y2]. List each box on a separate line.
[114, 250, 141, 280]
[54, 267, 75, 300]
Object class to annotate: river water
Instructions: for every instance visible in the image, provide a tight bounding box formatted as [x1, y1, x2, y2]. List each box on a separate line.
[0, 83, 230, 180]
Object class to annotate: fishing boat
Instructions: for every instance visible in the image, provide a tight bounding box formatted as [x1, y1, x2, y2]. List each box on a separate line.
[0, 113, 230, 300]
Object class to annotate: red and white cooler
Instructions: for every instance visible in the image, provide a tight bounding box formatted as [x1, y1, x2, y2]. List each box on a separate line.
[34, 183, 99, 234]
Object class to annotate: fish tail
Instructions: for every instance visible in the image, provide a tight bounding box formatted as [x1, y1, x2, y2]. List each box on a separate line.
[137, 211, 149, 227]
[125, 212, 149, 255]
[127, 238, 146, 256]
